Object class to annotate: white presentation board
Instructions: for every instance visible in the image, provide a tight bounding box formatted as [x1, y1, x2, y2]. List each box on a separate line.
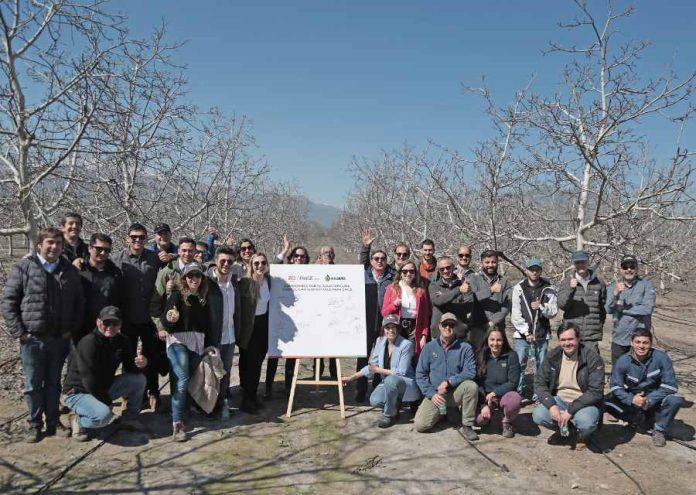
[268, 264, 367, 358]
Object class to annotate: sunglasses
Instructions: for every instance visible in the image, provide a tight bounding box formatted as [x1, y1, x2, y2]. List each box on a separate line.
[91, 246, 111, 254]
[621, 264, 637, 270]
[253, 261, 267, 267]
[400, 269, 416, 274]
[102, 319, 121, 327]
[185, 273, 203, 279]
[293, 254, 308, 259]
[395, 252, 410, 258]
[218, 259, 234, 266]
[240, 245, 255, 252]
[439, 265, 453, 271]
[528, 267, 542, 272]
[458, 253, 471, 258]
[129, 234, 146, 241]
[195, 250, 206, 255]
[441, 322, 456, 329]
[372, 256, 386, 262]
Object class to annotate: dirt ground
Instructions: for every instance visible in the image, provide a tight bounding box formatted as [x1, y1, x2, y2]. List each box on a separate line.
[0, 286, 695, 494]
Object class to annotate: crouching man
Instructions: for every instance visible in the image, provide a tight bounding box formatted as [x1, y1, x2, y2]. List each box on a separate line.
[63, 306, 147, 441]
[533, 323, 605, 450]
[605, 328, 683, 447]
[414, 313, 479, 440]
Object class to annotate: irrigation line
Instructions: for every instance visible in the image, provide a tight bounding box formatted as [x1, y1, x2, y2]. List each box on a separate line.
[587, 438, 646, 495]
[671, 437, 696, 452]
[0, 411, 28, 430]
[456, 429, 509, 473]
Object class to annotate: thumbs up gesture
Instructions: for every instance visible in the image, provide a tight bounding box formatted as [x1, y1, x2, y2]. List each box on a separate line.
[165, 274, 175, 295]
[134, 348, 148, 369]
[166, 306, 180, 323]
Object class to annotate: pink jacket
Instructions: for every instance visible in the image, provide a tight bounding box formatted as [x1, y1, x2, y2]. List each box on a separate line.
[381, 284, 431, 356]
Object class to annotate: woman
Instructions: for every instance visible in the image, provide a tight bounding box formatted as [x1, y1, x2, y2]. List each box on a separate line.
[233, 238, 256, 279]
[265, 245, 313, 399]
[475, 327, 522, 438]
[342, 315, 421, 427]
[161, 262, 213, 442]
[381, 260, 431, 359]
[238, 253, 271, 413]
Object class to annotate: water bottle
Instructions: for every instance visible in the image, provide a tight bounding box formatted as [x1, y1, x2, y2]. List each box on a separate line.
[437, 396, 447, 416]
[221, 399, 230, 419]
[560, 422, 569, 437]
[528, 344, 536, 359]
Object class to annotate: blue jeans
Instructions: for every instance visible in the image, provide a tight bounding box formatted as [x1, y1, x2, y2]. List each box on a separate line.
[20, 335, 70, 428]
[218, 343, 235, 404]
[369, 375, 407, 418]
[514, 338, 548, 394]
[167, 344, 197, 423]
[605, 394, 683, 431]
[64, 373, 146, 429]
[533, 396, 600, 438]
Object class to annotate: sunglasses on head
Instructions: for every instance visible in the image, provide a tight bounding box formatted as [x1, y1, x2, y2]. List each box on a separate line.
[91, 246, 111, 254]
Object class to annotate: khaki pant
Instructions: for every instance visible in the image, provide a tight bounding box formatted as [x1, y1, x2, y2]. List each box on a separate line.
[414, 380, 478, 432]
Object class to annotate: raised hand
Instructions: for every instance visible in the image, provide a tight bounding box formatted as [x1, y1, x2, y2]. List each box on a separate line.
[361, 228, 375, 247]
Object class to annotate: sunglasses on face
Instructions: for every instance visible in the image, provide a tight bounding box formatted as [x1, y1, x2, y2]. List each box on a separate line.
[441, 322, 456, 329]
[240, 246, 255, 252]
[102, 319, 121, 327]
[185, 273, 203, 280]
[218, 258, 234, 266]
[621, 264, 637, 270]
[528, 267, 542, 273]
[253, 261, 267, 267]
[129, 235, 146, 241]
[401, 269, 416, 274]
[372, 256, 386, 262]
[439, 265, 453, 271]
[91, 246, 111, 254]
[195, 250, 206, 255]
[458, 253, 471, 258]
[293, 254, 307, 259]
[395, 252, 409, 258]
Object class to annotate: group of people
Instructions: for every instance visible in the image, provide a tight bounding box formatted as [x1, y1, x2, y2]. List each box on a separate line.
[0, 215, 684, 450]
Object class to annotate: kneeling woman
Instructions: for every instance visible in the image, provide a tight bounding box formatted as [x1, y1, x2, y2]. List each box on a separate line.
[161, 262, 213, 442]
[475, 328, 522, 438]
[342, 315, 421, 428]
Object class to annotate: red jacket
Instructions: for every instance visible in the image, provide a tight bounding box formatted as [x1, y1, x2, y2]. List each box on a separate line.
[381, 284, 431, 356]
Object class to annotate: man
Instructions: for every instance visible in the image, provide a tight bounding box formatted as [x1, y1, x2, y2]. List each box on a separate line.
[112, 223, 161, 410]
[77, 233, 124, 343]
[477, 249, 511, 333]
[532, 323, 604, 449]
[63, 306, 147, 441]
[317, 245, 335, 264]
[414, 313, 479, 440]
[455, 244, 475, 280]
[204, 245, 241, 416]
[391, 242, 411, 270]
[605, 255, 656, 365]
[194, 241, 211, 265]
[557, 250, 606, 356]
[2, 227, 85, 442]
[429, 256, 490, 343]
[357, 229, 396, 402]
[418, 239, 437, 282]
[60, 212, 88, 267]
[146, 223, 177, 268]
[511, 259, 557, 396]
[605, 329, 682, 447]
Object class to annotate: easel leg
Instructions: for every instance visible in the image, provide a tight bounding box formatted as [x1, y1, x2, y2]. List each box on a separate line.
[335, 358, 345, 419]
[286, 359, 301, 418]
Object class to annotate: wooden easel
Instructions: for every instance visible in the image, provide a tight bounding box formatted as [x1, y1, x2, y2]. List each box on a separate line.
[286, 357, 345, 419]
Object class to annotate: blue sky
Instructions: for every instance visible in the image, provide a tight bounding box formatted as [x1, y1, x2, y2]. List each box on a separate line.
[123, 1, 695, 207]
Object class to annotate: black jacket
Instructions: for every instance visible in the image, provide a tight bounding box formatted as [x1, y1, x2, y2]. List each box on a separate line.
[63, 238, 88, 262]
[78, 260, 124, 342]
[428, 274, 491, 339]
[63, 328, 138, 405]
[557, 270, 606, 342]
[477, 350, 520, 398]
[534, 344, 605, 415]
[2, 255, 85, 338]
[204, 266, 241, 348]
[112, 248, 159, 324]
[161, 291, 211, 339]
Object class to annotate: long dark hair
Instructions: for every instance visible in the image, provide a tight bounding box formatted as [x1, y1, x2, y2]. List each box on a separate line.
[476, 327, 512, 378]
[391, 260, 425, 294]
[178, 273, 209, 306]
[286, 246, 310, 264]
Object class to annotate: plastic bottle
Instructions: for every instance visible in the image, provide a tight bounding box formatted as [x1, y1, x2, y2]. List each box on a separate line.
[560, 423, 569, 437]
[221, 399, 230, 419]
[528, 344, 536, 359]
[437, 396, 447, 415]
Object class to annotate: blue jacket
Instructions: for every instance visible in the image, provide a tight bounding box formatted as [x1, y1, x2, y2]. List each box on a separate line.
[610, 348, 678, 408]
[416, 337, 476, 398]
[361, 335, 420, 401]
[605, 278, 655, 346]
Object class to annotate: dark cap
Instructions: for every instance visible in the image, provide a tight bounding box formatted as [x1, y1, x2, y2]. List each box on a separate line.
[571, 250, 589, 263]
[621, 255, 638, 266]
[182, 262, 203, 276]
[382, 314, 400, 327]
[98, 305, 122, 323]
[154, 223, 171, 234]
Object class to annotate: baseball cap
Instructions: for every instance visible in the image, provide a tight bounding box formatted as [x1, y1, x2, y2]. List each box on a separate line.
[621, 255, 638, 266]
[98, 305, 122, 323]
[526, 259, 543, 269]
[440, 312, 459, 324]
[382, 314, 400, 328]
[182, 262, 203, 276]
[154, 223, 171, 234]
[571, 250, 589, 263]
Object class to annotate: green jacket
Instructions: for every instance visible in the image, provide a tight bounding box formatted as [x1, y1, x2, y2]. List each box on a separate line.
[150, 261, 183, 331]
